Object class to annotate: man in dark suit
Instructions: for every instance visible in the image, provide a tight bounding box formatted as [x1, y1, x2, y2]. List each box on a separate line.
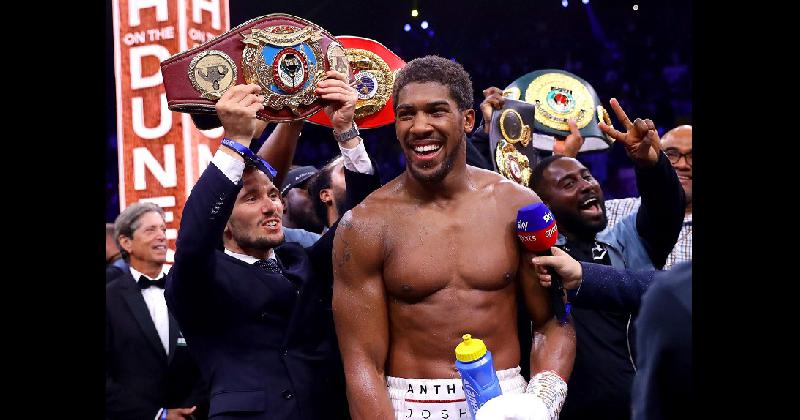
[166, 71, 375, 419]
[107, 202, 209, 420]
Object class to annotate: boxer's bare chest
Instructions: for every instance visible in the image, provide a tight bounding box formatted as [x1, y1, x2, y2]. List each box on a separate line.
[382, 195, 520, 302]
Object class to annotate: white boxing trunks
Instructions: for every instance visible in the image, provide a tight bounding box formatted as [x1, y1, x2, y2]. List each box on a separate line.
[387, 366, 527, 420]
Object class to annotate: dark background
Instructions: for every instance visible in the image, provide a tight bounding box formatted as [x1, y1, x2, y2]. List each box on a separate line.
[105, 0, 692, 221]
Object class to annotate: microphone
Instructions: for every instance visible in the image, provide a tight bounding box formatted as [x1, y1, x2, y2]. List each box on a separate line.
[516, 202, 569, 323]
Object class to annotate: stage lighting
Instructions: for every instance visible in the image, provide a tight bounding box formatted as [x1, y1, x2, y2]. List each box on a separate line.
[404, 23, 411, 32]
[421, 20, 429, 29]
[412, 9, 419, 17]
[562, 0, 568, 8]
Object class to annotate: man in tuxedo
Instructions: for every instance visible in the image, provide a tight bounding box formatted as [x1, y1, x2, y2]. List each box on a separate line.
[166, 70, 376, 419]
[107, 202, 209, 419]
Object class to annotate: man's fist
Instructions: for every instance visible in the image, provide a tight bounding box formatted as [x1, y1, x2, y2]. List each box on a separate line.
[215, 84, 265, 145]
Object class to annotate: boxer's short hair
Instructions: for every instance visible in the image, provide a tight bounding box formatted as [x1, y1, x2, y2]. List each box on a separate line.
[392, 55, 473, 111]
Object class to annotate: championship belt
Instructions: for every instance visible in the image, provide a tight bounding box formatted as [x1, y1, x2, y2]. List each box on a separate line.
[502, 69, 614, 152]
[488, 99, 545, 187]
[160, 13, 348, 122]
[307, 35, 406, 129]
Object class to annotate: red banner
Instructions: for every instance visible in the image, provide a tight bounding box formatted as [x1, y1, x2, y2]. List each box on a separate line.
[113, 0, 229, 264]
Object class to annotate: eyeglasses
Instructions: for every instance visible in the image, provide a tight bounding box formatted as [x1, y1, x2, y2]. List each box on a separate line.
[664, 149, 692, 166]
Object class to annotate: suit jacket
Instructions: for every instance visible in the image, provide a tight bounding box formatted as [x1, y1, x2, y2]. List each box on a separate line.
[106, 258, 129, 284]
[632, 262, 692, 420]
[466, 128, 494, 170]
[106, 272, 209, 420]
[166, 163, 379, 420]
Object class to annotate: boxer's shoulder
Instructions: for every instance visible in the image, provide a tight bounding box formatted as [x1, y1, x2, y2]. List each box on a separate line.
[485, 170, 539, 205]
[356, 177, 413, 211]
[342, 181, 404, 229]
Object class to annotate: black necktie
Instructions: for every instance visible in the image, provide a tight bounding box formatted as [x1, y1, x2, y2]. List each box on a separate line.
[253, 258, 283, 275]
[138, 275, 166, 290]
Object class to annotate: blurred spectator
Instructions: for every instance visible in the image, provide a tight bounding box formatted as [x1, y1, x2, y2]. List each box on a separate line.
[106, 223, 128, 284]
[280, 165, 323, 234]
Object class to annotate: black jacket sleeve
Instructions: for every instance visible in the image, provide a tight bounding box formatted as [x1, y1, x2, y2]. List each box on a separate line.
[166, 164, 241, 325]
[467, 128, 493, 170]
[633, 152, 686, 269]
[571, 262, 657, 313]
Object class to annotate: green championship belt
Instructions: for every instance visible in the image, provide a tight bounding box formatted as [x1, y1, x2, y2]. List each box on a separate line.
[503, 69, 614, 152]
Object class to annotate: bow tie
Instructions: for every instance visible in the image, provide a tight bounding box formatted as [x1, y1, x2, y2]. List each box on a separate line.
[138, 275, 166, 290]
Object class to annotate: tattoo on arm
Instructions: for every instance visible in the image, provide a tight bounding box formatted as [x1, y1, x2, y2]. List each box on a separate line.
[335, 211, 354, 270]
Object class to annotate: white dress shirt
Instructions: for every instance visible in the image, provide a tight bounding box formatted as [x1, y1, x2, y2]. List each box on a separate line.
[129, 266, 170, 356]
[338, 139, 374, 174]
[224, 248, 276, 263]
[211, 136, 374, 186]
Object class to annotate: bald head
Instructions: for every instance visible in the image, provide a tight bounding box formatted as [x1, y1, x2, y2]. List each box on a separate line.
[661, 125, 692, 148]
[661, 125, 692, 212]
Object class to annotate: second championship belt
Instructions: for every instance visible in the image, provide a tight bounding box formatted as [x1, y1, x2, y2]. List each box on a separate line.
[488, 98, 540, 187]
[307, 35, 406, 129]
[160, 13, 348, 122]
[502, 69, 614, 153]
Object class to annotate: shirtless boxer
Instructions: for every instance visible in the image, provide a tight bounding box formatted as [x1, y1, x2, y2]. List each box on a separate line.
[332, 56, 576, 420]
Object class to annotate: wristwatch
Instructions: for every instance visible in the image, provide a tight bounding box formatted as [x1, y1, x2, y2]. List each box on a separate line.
[333, 122, 360, 143]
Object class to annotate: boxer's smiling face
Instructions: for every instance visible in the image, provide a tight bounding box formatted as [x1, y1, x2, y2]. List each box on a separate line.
[395, 82, 474, 184]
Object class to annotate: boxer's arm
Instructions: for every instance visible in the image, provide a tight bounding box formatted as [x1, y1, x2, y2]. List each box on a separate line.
[499, 181, 575, 379]
[519, 251, 576, 380]
[332, 210, 393, 419]
[510, 254, 575, 420]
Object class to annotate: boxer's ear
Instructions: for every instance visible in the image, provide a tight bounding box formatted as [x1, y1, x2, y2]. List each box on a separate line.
[463, 108, 475, 133]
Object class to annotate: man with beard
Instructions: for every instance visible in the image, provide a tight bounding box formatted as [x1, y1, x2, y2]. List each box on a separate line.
[307, 156, 347, 232]
[280, 165, 324, 231]
[166, 70, 371, 419]
[332, 55, 576, 420]
[528, 98, 685, 420]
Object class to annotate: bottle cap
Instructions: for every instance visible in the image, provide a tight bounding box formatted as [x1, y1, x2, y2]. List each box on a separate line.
[455, 334, 487, 362]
